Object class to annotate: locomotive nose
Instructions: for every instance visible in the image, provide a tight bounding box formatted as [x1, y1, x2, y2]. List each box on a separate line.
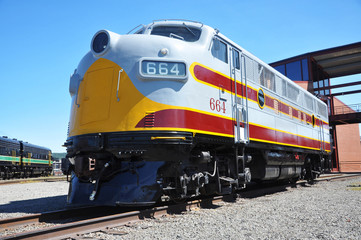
[91, 30, 121, 57]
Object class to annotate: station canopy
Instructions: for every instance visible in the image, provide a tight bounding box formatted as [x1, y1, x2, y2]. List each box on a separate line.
[311, 41, 361, 78]
[270, 41, 361, 79]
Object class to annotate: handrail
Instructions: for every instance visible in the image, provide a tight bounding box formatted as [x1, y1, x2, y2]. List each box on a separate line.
[333, 103, 361, 115]
[243, 54, 250, 144]
[127, 24, 145, 34]
[116, 69, 123, 102]
[152, 19, 203, 27]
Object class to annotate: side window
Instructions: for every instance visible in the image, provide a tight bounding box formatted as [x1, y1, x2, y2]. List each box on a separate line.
[281, 79, 287, 97]
[259, 64, 275, 92]
[275, 76, 286, 97]
[287, 82, 300, 102]
[232, 49, 240, 69]
[317, 101, 327, 118]
[211, 38, 228, 63]
[304, 94, 313, 111]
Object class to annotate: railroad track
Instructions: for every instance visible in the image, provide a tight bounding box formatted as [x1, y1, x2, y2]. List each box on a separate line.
[1, 173, 360, 240]
[0, 176, 67, 186]
[0, 206, 127, 230]
[0, 197, 226, 240]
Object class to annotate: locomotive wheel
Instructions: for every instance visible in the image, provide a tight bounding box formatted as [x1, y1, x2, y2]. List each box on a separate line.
[29, 169, 34, 178]
[304, 157, 315, 183]
[306, 168, 315, 184]
[9, 169, 15, 179]
[289, 177, 299, 184]
[2, 169, 7, 180]
[4, 168, 10, 180]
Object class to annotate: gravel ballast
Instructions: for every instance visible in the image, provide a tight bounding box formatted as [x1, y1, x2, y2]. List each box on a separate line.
[1, 176, 360, 239]
[0, 180, 68, 219]
[86, 176, 361, 240]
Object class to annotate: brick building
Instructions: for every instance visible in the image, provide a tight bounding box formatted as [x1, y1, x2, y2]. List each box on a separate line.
[270, 42, 361, 172]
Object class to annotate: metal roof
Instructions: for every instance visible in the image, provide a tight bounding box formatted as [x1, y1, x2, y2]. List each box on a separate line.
[330, 112, 361, 125]
[312, 42, 361, 78]
[270, 41, 361, 78]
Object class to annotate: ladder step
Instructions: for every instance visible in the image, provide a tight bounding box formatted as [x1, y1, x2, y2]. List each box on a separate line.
[219, 176, 237, 184]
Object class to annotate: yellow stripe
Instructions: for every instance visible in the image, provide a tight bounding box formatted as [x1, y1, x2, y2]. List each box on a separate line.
[190, 62, 329, 126]
[190, 62, 258, 99]
[151, 136, 186, 140]
[251, 122, 330, 144]
[249, 137, 331, 152]
[135, 127, 234, 138]
[176, 106, 233, 121]
[144, 126, 331, 152]
[137, 121, 331, 148]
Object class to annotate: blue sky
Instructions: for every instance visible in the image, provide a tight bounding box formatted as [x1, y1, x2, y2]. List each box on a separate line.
[0, 0, 360, 152]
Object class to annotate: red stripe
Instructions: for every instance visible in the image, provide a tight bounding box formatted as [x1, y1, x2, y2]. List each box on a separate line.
[250, 124, 330, 150]
[194, 65, 233, 93]
[135, 109, 331, 151]
[194, 64, 258, 102]
[136, 109, 234, 136]
[192, 64, 327, 127]
[265, 95, 274, 108]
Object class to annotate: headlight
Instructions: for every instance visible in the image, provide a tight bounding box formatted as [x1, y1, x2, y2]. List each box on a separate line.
[90, 30, 120, 57]
[92, 32, 109, 54]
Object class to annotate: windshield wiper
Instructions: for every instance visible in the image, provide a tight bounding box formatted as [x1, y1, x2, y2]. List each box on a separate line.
[169, 33, 184, 40]
[183, 23, 196, 36]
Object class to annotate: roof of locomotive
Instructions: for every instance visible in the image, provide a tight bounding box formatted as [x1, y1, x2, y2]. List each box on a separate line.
[138, 19, 214, 45]
[129, 19, 326, 113]
[205, 24, 328, 111]
[132, 20, 327, 111]
[212, 32, 324, 106]
[0, 136, 51, 152]
[0, 136, 20, 146]
[133, 19, 206, 33]
[23, 141, 51, 152]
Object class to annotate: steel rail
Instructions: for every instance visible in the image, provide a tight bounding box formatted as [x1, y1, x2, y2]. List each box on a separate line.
[0, 206, 124, 231]
[2, 196, 225, 240]
[0, 214, 43, 230]
[317, 173, 361, 181]
[0, 176, 66, 186]
[2, 173, 360, 239]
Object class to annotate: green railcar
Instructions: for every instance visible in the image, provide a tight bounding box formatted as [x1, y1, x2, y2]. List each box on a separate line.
[0, 136, 52, 179]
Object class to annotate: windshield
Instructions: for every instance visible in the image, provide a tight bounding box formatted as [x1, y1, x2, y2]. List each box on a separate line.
[151, 25, 201, 42]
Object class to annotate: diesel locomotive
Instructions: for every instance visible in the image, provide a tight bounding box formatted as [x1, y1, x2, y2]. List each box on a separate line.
[64, 20, 331, 206]
[0, 136, 52, 179]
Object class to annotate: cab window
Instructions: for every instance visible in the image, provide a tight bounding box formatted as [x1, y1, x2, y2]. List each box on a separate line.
[211, 38, 228, 63]
[151, 25, 201, 42]
[232, 49, 240, 69]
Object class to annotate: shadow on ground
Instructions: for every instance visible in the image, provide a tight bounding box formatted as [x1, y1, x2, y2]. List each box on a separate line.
[0, 195, 68, 215]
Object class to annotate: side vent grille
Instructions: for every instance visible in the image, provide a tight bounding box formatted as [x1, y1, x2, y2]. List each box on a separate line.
[144, 112, 155, 127]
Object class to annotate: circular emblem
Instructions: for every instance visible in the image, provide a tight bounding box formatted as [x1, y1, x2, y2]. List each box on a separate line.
[257, 88, 265, 109]
[312, 114, 316, 127]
